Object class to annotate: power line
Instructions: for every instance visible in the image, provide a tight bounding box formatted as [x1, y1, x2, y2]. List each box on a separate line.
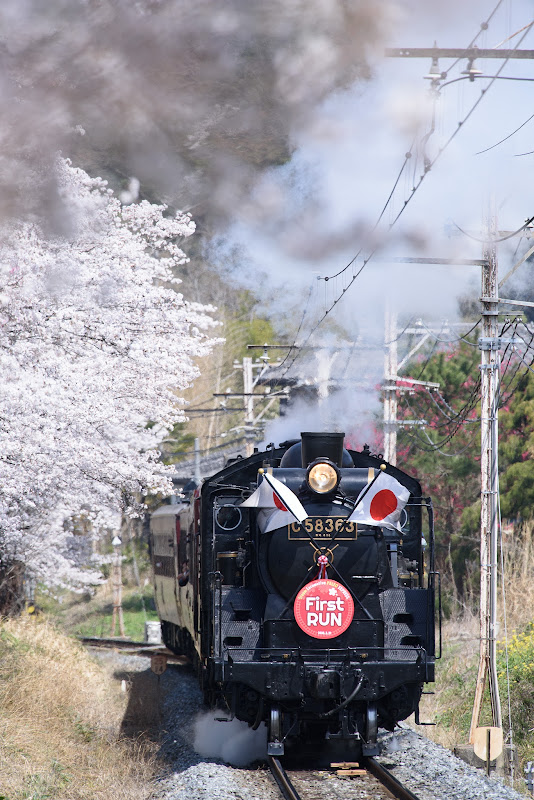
[305, 22, 534, 348]
[384, 316, 416, 345]
[453, 215, 534, 243]
[475, 110, 534, 154]
[322, 138, 418, 283]
[442, 0, 507, 74]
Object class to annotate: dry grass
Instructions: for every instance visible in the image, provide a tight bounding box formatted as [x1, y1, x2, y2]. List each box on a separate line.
[500, 521, 534, 633]
[0, 616, 157, 800]
[413, 524, 534, 779]
[414, 614, 480, 749]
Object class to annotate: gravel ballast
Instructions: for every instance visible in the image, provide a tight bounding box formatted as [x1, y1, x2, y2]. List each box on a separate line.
[93, 651, 526, 800]
[377, 727, 524, 800]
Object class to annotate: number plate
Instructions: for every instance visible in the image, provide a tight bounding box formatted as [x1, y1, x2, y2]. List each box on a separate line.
[287, 517, 357, 540]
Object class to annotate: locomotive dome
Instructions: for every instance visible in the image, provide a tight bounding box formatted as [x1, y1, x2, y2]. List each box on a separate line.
[280, 431, 354, 467]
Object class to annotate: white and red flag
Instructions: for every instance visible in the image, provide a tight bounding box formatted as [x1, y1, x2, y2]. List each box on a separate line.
[240, 472, 308, 533]
[348, 472, 410, 532]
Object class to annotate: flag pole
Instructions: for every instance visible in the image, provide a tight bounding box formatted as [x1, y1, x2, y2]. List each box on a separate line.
[350, 464, 387, 513]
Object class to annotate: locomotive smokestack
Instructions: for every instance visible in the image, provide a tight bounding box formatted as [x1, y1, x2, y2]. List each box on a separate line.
[300, 432, 345, 468]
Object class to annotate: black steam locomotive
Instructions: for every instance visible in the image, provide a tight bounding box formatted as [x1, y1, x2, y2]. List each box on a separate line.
[150, 432, 439, 757]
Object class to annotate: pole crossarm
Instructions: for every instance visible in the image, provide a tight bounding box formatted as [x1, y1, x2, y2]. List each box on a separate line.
[496, 297, 534, 309]
[499, 243, 534, 288]
[385, 47, 534, 60]
[213, 391, 286, 398]
[374, 257, 489, 266]
[396, 377, 440, 389]
[397, 333, 430, 371]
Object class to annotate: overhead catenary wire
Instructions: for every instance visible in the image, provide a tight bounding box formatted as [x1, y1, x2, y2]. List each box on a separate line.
[223, 12, 533, 426]
[396, 320, 514, 447]
[272, 281, 316, 373]
[475, 110, 534, 154]
[498, 342, 532, 408]
[442, 0, 507, 75]
[381, 22, 534, 234]
[401, 318, 534, 453]
[410, 319, 515, 431]
[321, 137, 418, 284]
[285, 20, 534, 369]
[417, 318, 481, 345]
[384, 315, 417, 345]
[453, 215, 534, 243]
[401, 392, 489, 456]
[400, 381, 480, 450]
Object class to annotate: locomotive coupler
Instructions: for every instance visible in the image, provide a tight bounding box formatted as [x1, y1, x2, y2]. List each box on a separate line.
[325, 708, 360, 740]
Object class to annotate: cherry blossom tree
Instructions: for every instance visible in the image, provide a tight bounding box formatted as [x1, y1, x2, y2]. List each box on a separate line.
[0, 158, 215, 592]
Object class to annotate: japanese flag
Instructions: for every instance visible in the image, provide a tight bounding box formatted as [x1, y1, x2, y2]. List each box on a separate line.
[241, 472, 308, 533]
[348, 472, 410, 532]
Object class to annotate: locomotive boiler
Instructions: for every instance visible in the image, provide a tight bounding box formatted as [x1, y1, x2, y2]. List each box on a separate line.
[150, 431, 439, 758]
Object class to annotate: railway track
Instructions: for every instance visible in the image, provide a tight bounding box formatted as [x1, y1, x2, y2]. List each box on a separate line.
[268, 755, 422, 800]
[79, 636, 188, 663]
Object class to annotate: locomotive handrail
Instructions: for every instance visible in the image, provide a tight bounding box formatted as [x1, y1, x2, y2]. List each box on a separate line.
[424, 497, 435, 574]
[208, 570, 223, 658]
[224, 644, 429, 664]
[427, 570, 442, 660]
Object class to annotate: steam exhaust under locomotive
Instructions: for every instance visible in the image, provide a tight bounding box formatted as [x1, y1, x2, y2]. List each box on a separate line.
[150, 432, 439, 759]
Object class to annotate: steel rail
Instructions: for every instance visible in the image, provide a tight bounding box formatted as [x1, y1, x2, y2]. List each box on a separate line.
[79, 636, 188, 662]
[79, 636, 155, 649]
[364, 757, 422, 800]
[267, 756, 302, 800]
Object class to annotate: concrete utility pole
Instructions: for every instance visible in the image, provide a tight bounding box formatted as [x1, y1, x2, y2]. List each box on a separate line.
[470, 212, 502, 739]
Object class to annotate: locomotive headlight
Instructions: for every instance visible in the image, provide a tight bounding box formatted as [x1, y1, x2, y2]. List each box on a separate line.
[306, 460, 340, 495]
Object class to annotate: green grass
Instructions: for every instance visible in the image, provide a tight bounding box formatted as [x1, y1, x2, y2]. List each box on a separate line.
[34, 536, 159, 641]
[36, 581, 158, 642]
[71, 585, 158, 641]
[415, 617, 534, 794]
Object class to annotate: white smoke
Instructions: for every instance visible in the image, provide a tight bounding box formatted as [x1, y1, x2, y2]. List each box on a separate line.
[0, 0, 394, 226]
[212, 0, 534, 463]
[193, 711, 267, 767]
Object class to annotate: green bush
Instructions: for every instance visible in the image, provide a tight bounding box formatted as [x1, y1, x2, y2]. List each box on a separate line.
[498, 624, 534, 744]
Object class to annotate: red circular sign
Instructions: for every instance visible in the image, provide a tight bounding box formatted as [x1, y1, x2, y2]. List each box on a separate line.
[294, 579, 354, 639]
[370, 488, 398, 520]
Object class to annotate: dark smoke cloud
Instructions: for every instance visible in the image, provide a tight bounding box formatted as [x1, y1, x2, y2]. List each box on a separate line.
[0, 0, 391, 223]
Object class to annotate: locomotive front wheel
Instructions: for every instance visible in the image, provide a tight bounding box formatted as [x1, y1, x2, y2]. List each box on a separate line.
[267, 705, 284, 756]
[363, 702, 379, 756]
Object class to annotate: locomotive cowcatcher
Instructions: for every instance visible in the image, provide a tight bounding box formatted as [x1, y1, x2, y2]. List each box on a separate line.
[150, 431, 440, 757]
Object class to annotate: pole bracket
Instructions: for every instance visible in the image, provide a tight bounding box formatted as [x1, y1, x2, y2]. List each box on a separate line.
[478, 336, 520, 350]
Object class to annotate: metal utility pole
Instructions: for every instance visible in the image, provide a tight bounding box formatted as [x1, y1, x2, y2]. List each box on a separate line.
[382, 304, 445, 465]
[470, 212, 502, 740]
[384, 301, 398, 465]
[215, 353, 283, 456]
[243, 356, 255, 457]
